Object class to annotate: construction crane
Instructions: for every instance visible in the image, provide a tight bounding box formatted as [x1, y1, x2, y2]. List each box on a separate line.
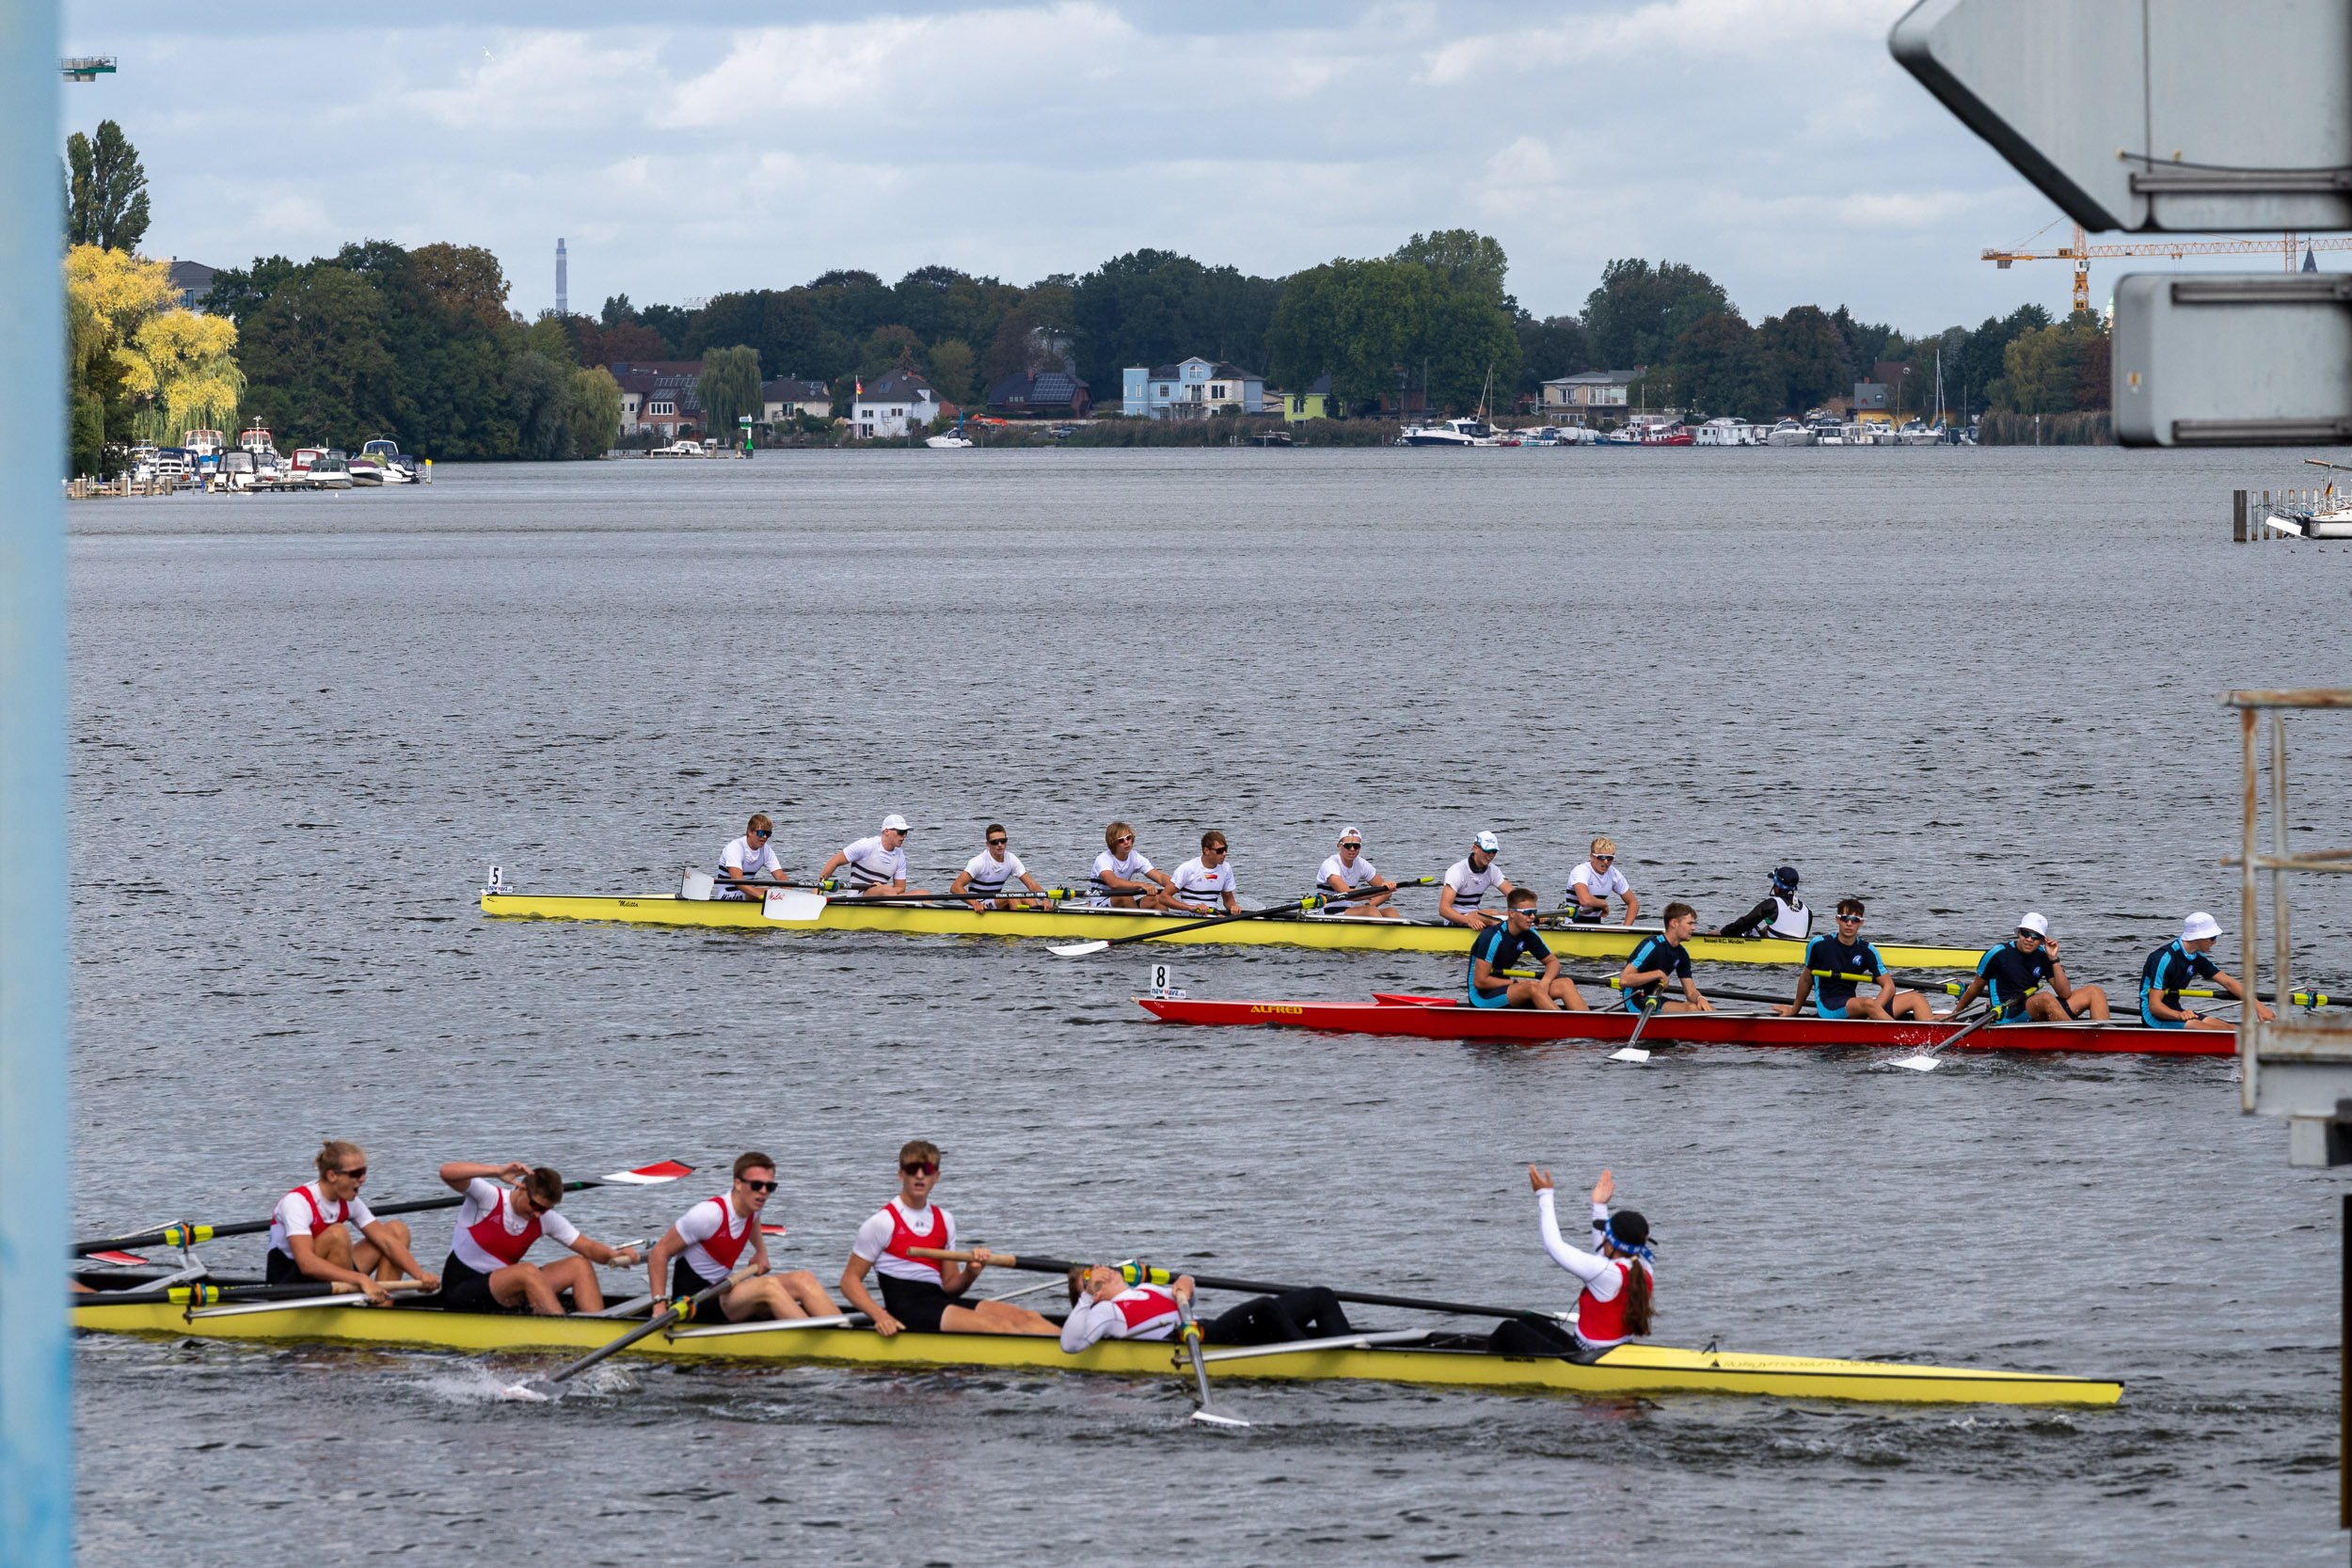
[60, 56, 117, 81]
[1982, 221, 2352, 314]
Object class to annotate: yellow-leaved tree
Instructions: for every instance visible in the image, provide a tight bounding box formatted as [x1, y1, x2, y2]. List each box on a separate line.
[63, 244, 241, 468]
[123, 309, 244, 445]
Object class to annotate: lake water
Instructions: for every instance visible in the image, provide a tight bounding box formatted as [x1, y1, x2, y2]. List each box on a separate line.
[69, 448, 2352, 1563]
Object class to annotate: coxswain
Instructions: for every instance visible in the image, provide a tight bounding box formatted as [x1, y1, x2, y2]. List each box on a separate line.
[1468, 887, 1587, 1010]
[645, 1153, 839, 1323]
[263, 1140, 439, 1306]
[1564, 838, 1639, 926]
[2139, 911, 2273, 1031]
[1058, 1264, 1354, 1351]
[715, 814, 787, 899]
[1488, 1166, 1653, 1357]
[1438, 832, 1513, 929]
[1317, 826, 1399, 918]
[434, 1160, 641, 1316]
[1089, 822, 1178, 911]
[1168, 831, 1240, 916]
[1947, 912, 2110, 1022]
[1618, 902, 1713, 1013]
[1784, 897, 1935, 1021]
[818, 815, 927, 896]
[1712, 865, 1810, 941]
[839, 1141, 1057, 1337]
[951, 822, 1048, 911]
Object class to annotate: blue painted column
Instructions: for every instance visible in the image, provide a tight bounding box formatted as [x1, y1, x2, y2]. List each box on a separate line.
[0, 1, 75, 1563]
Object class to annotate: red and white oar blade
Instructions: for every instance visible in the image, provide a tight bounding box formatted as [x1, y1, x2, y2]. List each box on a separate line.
[603, 1160, 694, 1184]
[87, 1250, 149, 1267]
[761, 1224, 787, 1236]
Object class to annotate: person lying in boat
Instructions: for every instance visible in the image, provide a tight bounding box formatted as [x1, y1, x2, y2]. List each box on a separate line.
[646, 1152, 839, 1323]
[1057, 1264, 1355, 1352]
[264, 1140, 439, 1307]
[1490, 1166, 1653, 1357]
[1317, 826, 1399, 917]
[1469, 888, 1587, 1011]
[2139, 911, 2273, 1031]
[839, 1141, 1057, 1338]
[435, 1160, 641, 1316]
[715, 814, 788, 899]
[1168, 831, 1241, 916]
[1618, 903, 1714, 1014]
[950, 822, 1048, 911]
[1564, 838, 1639, 926]
[1438, 832, 1512, 930]
[1947, 911, 2109, 1022]
[1709, 865, 1810, 941]
[1782, 896, 1935, 1021]
[818, 815, 927, 896]
[1089, 821, 1178, 911]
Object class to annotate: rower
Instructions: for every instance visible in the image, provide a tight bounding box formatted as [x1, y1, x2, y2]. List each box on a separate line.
[645, 1153, 839, 1323]
[716, 814, 787, 899]
[263, 1141, 439, 1307]
[818, 815, 927, 897]
[434, 1160, 641, 1316]
[839, 1141, 1057, 1338]
[1318, 826, 1399, 918]
[1090, 821, 1177, 911]
[1438, 832, 1512, 930]
[1618, 902, 1713, 1013]
[1785, 896, 1934, 1021]
[1488, 1165, 1653, 1357]
[1469, 888, 1587, 1011]
[1058, 1264, 1354, 1351]
[2139, 911, 2274, 1032]
[1168, 831, 1240, 916]
[951, 822, 1047, 911]
[1712, 865, 1810, 941]
[1947, 912, 2110, 1023]
[1564, 838, 1639, 926]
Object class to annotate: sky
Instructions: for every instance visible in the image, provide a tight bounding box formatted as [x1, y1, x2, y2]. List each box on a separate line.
[61, 0, 2132, 333]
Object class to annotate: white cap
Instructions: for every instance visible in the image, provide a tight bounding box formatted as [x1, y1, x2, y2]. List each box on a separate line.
[882, 814, 910, 832]
[2016, 911, 2048, 937]
[2182, 911, 2222, 942]
[1474, 831, 1500, 853]
[1337, 825, 1362, 845]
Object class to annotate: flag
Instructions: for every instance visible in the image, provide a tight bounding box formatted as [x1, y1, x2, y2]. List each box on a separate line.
[854, 378, 863, 395]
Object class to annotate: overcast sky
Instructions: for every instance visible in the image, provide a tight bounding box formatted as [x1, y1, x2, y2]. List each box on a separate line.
[65, 0, 2120, 332]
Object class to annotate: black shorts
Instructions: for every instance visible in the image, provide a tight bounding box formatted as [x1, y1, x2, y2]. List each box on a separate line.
[264, 1247, 304, 1285]
[878, 1274, 957, 1333]
[437, 1253, 508, 1314]
[670, 1256, 731, 1322]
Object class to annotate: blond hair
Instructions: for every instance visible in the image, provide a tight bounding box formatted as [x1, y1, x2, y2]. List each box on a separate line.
[1590, 837, 1616, 857]
[315, 1139, 364, 1179]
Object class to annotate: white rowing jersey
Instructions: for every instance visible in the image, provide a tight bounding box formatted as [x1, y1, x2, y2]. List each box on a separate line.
[718, 835, 785, 898]
[1168, 856, 1237, 911]
[1090, 847, 1154, 898]
[961, 848, 1027, 897]
[266, 1181, 376, 1260]
[1761, 895, 1810, 940]
[1059, 1284, 1183, 1352]
[1567, 862, 1630, 901]
[850, 1199, 960, 1284]
[673, 1196, 758, 1285]
[449, 1178, 579, 1274]
[1319, 851, 1380, 890]
[837, 834, 907, 890]
[1444, 856, 1508, 911]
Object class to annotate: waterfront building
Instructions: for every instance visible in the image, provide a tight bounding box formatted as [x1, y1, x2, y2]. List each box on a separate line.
[1120, 357, 1266, 420]
[1540, 368, 1642, 426]
[850, 369, 949, 438]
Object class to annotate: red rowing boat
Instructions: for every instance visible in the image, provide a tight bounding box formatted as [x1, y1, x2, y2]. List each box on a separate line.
[1136, 993, 2231, 1055]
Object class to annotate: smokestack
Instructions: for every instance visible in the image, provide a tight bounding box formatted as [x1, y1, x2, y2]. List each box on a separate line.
[556, 238, 568, 317]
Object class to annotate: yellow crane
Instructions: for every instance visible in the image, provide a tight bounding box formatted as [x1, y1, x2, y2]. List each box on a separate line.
[1983, 222, 2352, 313]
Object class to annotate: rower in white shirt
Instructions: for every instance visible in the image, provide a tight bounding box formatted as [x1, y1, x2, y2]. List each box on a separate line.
[1058, 1263, 1354, 1350]
[1565, 837, 1640, 926]
[263, 1141, 439, 1306]
[715, 815, 788, 900]
[434, 1160, 641, 1316]
[1168, 831, 1240, 916]
[645, 1152, 839, 1323]
[1438, 832, 1513, 930]
[950, 823, 1047, 911]
[1090, 821, 1177, 911]
[818, 814, 928, 896]
[1318, 826, 1399, 918]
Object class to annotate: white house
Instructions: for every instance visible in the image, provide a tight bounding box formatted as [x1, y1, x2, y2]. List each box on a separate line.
[1541, 369, 1643, 424]
[1120, 357, 1266, 420]
[850, 369, 948, 438]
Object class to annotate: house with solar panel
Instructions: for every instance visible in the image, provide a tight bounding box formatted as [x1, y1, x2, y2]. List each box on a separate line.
[1120, 357, 1266, 420]
[985, 369, 1092, 420]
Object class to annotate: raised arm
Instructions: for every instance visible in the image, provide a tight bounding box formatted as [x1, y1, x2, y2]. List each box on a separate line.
[437, 1160, 528, 1193]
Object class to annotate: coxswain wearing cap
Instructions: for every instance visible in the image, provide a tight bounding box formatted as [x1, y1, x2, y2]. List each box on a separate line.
[1712, 866, 1810, 941]
[951, 822, 1048, 911]
[1947, 912, 2110, 1022]
[1618, 902, 1713, 1013]
[1784, 896, 1935, 1021]
[1439, 832, 1513, 929]
[1057, 1264, 1354, 1351]
[645, 1152, 839, 1323]
[1318, 826, 1399, 918]
[1168, 831, 1240, 916]
[715, 815, 788, 899]
[2139, 911, 2274, 1031]
[1487, 1166, 1654, 1357]
[818, 815, 927, 896]
[1468, 888, 1587, 1010]
[1564, 838, 1640, 926]
[263, 1140, 439, 1306]
[839, 1141, 1057, 1338]
[1089, 821, 1178, 911]
[434, 1160, 641, 1316]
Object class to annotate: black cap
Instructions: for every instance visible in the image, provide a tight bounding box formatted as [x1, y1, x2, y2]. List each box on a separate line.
[1771, 865, 1800, 889]
[1608, 1210, 1649, 1247]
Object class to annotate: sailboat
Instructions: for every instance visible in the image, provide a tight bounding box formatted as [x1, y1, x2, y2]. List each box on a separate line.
[1398, 366, 1500, 447]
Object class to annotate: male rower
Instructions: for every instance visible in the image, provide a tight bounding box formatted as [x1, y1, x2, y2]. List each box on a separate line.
[1439, 832, 1513, 930]
[1712, 865, 1810, 941]
[1168, 831, 1240, 916]
[1947, 912, 2110, 1022]
[818, 814, 928, 896]
[435, 1160, 641, 1316]
[1318, 826, 1399, 917]
[716, 814, 787, 899]
[2139, 911, 2274, 1031]
[1469, 888, 1587, 1011]
[951, 823, 1048, 911]
[1059, 1264, 1354, 1351]
[839, 1141, 1057, 1338]
[1784, 897, 1934, 1021]
[1090, 821, 1178, 911]
[1565, 837, 1639, 926]
[1618, 902, 1713, 1013]
[264, 1140, 439, 1306]
[647, 1152, 839, 1323]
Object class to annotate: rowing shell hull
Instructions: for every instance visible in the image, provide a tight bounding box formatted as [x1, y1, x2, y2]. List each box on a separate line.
[478, 894, 1984, 969]
[68, 1301, 2118, 1406]
[1138, 995, 2232, 1055]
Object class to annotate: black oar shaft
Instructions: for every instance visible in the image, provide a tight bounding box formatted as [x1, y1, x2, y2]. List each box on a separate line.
[532, 1263, 752, 1389]
[918, 1250, 1544, 1323]
[72, 1180, 605, 1258]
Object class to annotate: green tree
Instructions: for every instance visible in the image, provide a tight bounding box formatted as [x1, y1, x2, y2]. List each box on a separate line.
[1998, 326, 2065, 413]
[505, 352, 570, 459]
[1514, 313, 1588, 400]
[564, 366, 623, 457]
[1668, 313, 1770, 420]
[927, 338, 977, 404]
[234, 262, 401, 449]
[1391, 230, 1510, 309]
[1069, 250, 1283, 388]
[1582, 259, 1730, 370]
[64, 120, 150, 251]
[1758, 306, 1847, 414]
[1266, 257, 1518, 415]
[696, 344, 763, 436]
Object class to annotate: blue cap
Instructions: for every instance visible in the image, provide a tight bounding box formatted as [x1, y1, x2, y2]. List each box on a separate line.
[1771, 865, 1800, 889]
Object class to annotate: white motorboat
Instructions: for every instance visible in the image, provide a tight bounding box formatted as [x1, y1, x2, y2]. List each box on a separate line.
[305, 454, 353, 490]
[1765, 419, 1814, 446]
[358, 437, 417, 481]
[1398, 416, 1499, 447]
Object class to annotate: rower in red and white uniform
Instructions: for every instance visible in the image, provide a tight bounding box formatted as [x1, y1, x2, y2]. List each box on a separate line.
[263, 1140, 438, 1306]
[838, 1140, 1057, 1338]
[1059, 1263, 1192, 1351]
[645, 1152, 839, 1323]
[1487, 1165, 1655, 1357]
[433, 1160, 642, 1316]
[1167, 831, 1240, 916]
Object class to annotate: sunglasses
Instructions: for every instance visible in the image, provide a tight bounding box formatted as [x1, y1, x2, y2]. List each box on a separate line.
[1836, 913, 1864, 923]
[1115, 836, 1135, 846]
[900, 1160, 939, 1177]
[1590, 855, 1613, 863]
[749, 829, 771, 838]
[2016, 930, 2044, 942]
[987, 837, 1007, 846]
[1339, 842, 1360, 848]
[336, 1165, 367, 1180]
[739, 1178, 778, 1194]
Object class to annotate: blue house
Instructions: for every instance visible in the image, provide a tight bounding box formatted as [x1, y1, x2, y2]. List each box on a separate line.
[1120, 356, 1266, 420]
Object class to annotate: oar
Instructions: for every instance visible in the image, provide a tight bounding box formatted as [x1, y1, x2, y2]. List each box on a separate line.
[909, 1248, 1552, 1323]
[502, 1261, 756, 1401]
[1892, 1006, 1999, 1072]
[75, 1279, 429, 1308]
[1173, 1286, 1249, 1428]
[1611, 993, 1661, 1063]
[1048, 880, 1436, 958]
